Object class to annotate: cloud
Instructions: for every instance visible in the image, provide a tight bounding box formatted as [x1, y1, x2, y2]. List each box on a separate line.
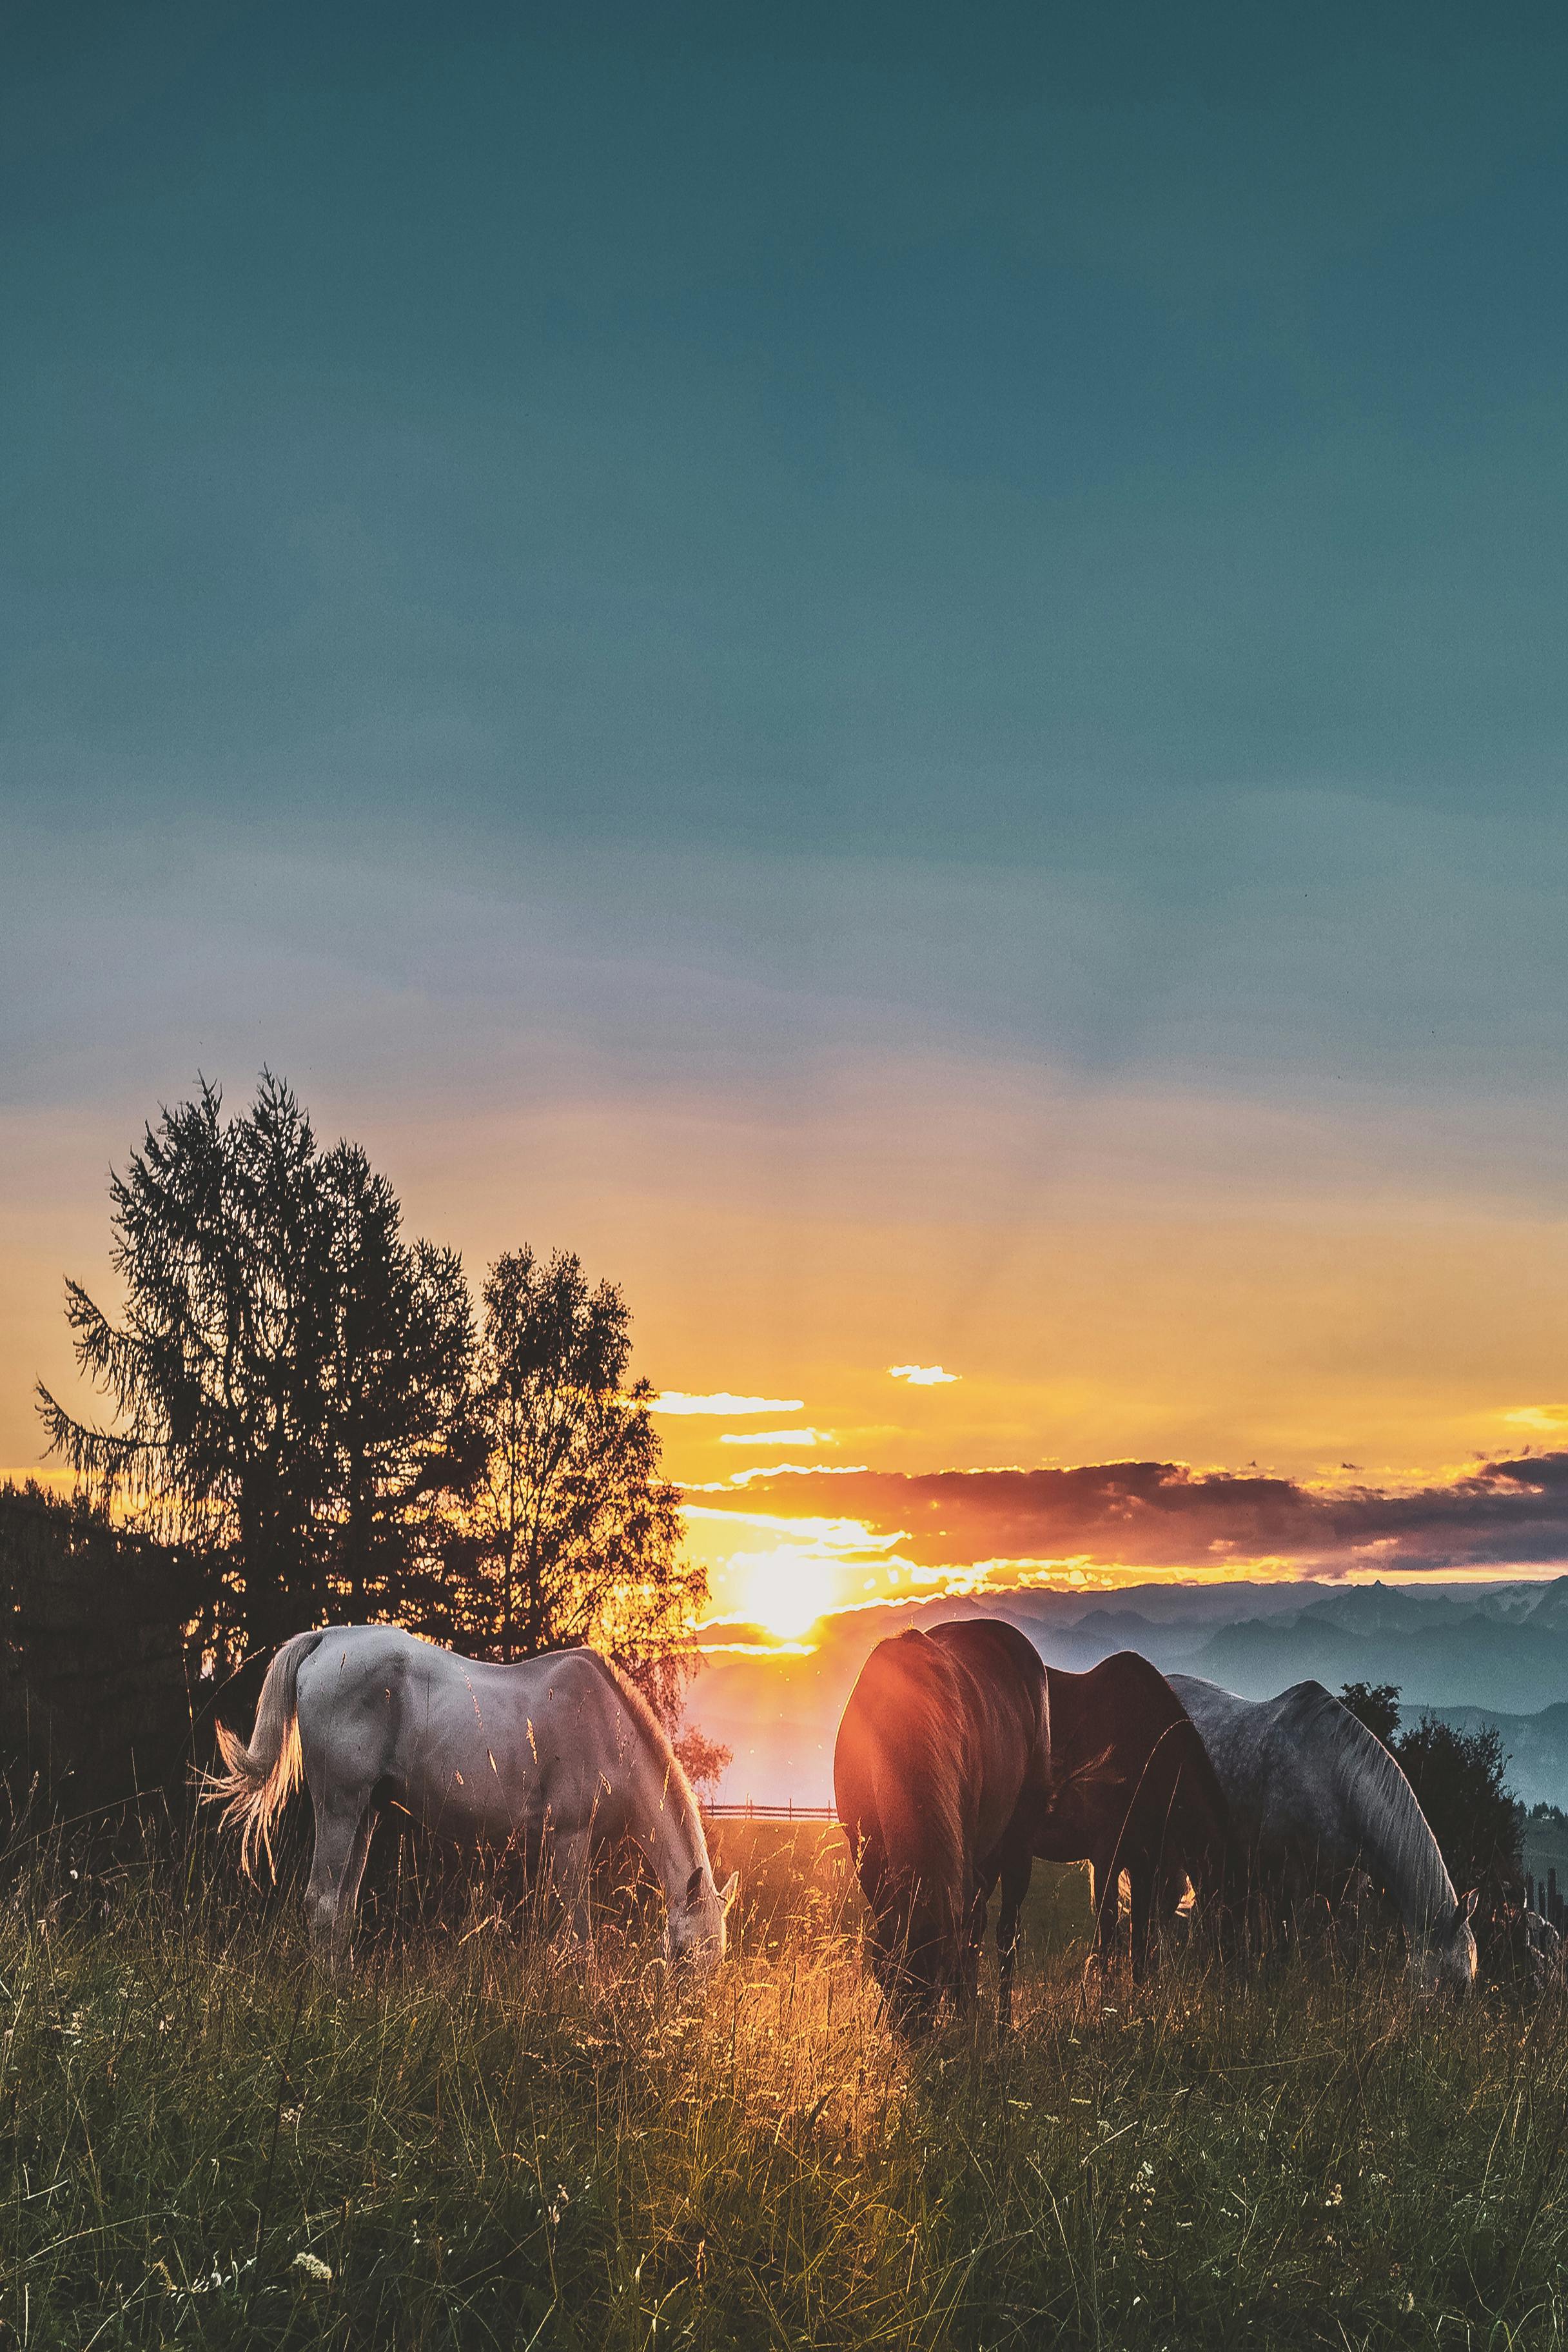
[689, 1452, 1568, 1578]
[889, 1364, 959, 1386]
[718, 1427, 832, 1446]
[652, 1392, 805, 1415]
[1502, 1406, 1568, 1432]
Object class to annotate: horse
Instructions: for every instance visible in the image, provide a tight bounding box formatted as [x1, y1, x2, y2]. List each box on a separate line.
[834, 1619, 1051, 2031]
[988, 1653, 1233, 1992]
[1168, 1674, 1477, 1994]
[208, 1626, 738, 1973]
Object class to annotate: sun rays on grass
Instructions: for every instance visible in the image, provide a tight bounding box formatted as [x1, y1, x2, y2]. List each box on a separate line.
[6, 1818, 1568, 2346]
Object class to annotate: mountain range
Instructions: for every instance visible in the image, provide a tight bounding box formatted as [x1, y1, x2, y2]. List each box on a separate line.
[693, 1578, 1568, 1808]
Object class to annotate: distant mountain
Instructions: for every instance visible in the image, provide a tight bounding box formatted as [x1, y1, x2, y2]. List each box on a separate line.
[689, 1577, 1568, 1807]
[1182, 1611, 1568, 1714]
[1293, 1583, 1467, 1636]
[1410, 1701, 1568, 1810]
[1522, 1576, 1568, 1632]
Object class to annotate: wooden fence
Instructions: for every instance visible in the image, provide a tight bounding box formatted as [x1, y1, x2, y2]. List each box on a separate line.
[705, 1800, 838, 1821]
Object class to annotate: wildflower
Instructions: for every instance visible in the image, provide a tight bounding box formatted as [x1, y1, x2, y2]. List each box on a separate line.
[291, 2251, 333, 2286]
[1324, 2182, 1343, 2208]
[547, 2184, 572, 2226]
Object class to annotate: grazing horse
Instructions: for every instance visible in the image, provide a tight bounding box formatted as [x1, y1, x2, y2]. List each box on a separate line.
[989, 1653, 1233, 1991]
[208, 1627, 737, 1972]
[1168, 1674, 1476, 1994]
[834, 1620, 1051, 2030]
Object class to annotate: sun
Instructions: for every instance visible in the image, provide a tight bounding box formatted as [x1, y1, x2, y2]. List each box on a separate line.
[740, 1547, 838, 1642]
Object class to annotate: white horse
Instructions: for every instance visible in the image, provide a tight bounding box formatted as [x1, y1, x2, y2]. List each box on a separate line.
[1168, 1674, 1477, 1994]
[209, 1627, 736, 1972]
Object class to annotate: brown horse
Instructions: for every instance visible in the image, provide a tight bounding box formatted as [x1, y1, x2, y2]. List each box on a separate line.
[985, 1652, 1233, 1993]
[834, 1620, 1051, 2030]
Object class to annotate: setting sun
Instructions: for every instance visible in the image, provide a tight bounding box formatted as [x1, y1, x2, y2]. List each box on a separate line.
[739, 1547, 839, 1642]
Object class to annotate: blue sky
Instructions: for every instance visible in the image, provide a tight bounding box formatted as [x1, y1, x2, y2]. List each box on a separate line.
[6, 2, 1568, 1594]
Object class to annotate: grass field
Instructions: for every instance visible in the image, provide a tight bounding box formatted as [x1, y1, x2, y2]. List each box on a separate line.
[5, 1816, 1568, 2349]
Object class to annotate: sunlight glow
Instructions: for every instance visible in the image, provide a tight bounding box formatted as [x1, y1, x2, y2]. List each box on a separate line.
[738, 1546, 840, 1641]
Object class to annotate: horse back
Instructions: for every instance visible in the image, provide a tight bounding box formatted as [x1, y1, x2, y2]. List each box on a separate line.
[836, 1620, 1049, 1872]
[926, 1618, 1052, 1794]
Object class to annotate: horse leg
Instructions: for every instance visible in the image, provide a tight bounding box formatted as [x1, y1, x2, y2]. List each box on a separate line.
[1091, 1852, 1126, 1973]
[1128, 1853, 1156, 1981]
[996, 1849, 1032, 2031]
[959, 1856, 998, 2009]
[553, 1828, 594, 1950]
[305, 1790, 376, 1966]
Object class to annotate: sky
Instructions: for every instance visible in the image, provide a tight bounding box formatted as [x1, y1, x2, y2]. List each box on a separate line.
[6, 1, 1568, 1626]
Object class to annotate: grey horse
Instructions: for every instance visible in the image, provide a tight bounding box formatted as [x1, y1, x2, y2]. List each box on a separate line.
[1168, 1674, 1476, 1994]
[209, 1626, 736, 1970]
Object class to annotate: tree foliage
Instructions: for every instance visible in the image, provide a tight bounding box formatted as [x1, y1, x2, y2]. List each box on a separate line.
[1394, 1714, 1522, 1899]
[444, 1248, 702, 1721]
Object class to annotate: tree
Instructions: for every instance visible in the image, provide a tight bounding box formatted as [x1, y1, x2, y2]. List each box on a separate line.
[316, 1142, 475, 1618]
[1394, 1714, 1522, 1900]
[454, 1248, 703, 1720]
[37, 1075, 474, 1655]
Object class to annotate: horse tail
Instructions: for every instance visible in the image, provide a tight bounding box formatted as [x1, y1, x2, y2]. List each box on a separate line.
[205, 1630, 326, 1878]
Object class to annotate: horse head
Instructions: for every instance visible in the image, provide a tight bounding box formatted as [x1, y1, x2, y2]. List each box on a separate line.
[1412, 1887, 1478, 1995]
[665, 1864, 739, 1976]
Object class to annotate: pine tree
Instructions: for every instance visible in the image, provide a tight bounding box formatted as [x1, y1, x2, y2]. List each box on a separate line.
[37, 1075, 474, 1656]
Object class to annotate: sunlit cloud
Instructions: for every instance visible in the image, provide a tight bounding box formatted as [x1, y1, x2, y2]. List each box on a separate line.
[1502, 1405, 1568, 1431]
[681, 1464, 870, 1490]
[686, 1453, 1568, 1579]
[683, 1503, 905, 1549]
[888, 1364, 958, 1386]
[652, 1391, 805, 1415]
[718, 1427, 832, 1446]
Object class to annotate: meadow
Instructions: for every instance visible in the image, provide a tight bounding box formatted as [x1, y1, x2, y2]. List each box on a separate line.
[4, 1816, 1568, 2351]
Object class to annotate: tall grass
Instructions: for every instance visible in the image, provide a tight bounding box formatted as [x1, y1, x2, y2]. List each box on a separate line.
[4, 1812, 1568, 2349]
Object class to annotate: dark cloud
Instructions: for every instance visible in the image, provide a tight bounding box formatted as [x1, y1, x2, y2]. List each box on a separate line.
[703, 1453, 1568, 1576]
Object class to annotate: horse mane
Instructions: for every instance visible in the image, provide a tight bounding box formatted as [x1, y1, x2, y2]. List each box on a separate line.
[1273, 1681, 1457, 1932]
[857, 1630, 967, 1939]
[585, 1650, 705, 1834]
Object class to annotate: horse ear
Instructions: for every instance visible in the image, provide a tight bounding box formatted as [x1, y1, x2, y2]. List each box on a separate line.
[1458, 1887, 1478, 1924]
[719, 1870, 740, 1914]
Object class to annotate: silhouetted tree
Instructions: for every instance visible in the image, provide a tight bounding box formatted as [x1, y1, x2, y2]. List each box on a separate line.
[317, 1141, 475, 1618]
[37, 1075, 474, 1656]
[452, 1248, 701, 1720]
[1395, 1713, 1522, 1901]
